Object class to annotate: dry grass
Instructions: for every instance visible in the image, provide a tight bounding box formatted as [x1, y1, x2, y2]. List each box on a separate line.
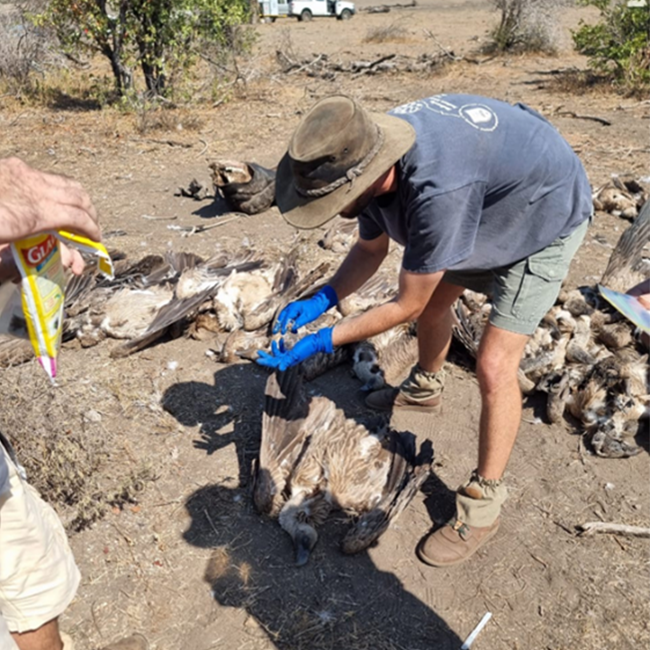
[0, 362, 157, 532]
[545, 67, 650, 99]
[528, 66, 643, 98]
[134, 106, 206, 135]
[362, 24, 411, 44]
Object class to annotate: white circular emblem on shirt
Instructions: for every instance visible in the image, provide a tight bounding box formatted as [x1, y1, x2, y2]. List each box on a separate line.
[458, 104, 498, 131]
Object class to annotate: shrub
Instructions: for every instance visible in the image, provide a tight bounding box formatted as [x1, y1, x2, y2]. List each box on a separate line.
[0, 1, 62, 93]
[487, 0, 571, 53]
[363, 24, 409, 44]
[573, 0, 650, 91]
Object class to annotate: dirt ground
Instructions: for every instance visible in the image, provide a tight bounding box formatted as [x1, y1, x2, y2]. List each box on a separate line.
[0, 1, 649, 648]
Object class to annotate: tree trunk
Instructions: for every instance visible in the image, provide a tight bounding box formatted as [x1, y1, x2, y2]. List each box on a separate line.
[141, 59, 166, 96]
[102, 44, 133, 95]
[100, 6, 133, 96]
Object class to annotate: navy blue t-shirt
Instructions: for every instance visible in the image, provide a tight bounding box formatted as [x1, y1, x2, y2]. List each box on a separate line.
[358, 94, 592, 273]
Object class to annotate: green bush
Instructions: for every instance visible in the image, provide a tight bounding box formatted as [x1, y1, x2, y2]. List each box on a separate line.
[573, 0, 650, 91]
[33, 0, 254, 99]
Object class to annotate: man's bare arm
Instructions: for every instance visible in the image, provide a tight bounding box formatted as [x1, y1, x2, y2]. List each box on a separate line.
[328, 233, 390, 302]
[332, 267, 444, 346]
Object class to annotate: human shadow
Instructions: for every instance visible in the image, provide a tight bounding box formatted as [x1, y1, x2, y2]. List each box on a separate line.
[183, 482, 464, 650]
[162, 363, 269, 487]
[162, 361, 399, 488]
[166, 362, 464, 647]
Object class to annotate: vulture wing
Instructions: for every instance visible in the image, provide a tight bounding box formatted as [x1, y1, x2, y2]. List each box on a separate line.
[600, 199, 650, 292]
[341, 434, 432, 555]
[254, 368, 311, 516]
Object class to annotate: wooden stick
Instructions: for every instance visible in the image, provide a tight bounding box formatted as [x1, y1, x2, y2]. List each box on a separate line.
[578, 522, 650, 538]
[289, 53, 326, 75]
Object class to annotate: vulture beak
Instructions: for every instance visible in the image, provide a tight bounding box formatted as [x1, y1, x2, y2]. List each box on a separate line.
[294, 531, 315, 567]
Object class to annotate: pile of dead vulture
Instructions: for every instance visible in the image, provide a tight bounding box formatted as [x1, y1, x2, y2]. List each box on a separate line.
[0, 161, 646, 461]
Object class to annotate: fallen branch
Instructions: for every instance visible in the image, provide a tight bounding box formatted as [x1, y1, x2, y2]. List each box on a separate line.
[289, 53, 327, 75]
[617, 99, 650, 110]
[350, 53, 397, 72]
[578, 522, 650, 538]
[423, 29, 495, 65]
[283, 51, 448, 79]
[363, 4, 390, 12]
[555, 111, 611, 126]
[197, 138, 209, 158]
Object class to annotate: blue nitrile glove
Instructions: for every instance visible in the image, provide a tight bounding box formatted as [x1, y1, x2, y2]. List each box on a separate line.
[274, 285, 338, 335]
[257, 328, 334, 371]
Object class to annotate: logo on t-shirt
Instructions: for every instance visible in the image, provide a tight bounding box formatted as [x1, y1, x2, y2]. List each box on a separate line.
[393, 95, 498, 132]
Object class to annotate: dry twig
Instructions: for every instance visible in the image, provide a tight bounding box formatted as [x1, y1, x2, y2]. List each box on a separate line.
[578, 522, 650, 538]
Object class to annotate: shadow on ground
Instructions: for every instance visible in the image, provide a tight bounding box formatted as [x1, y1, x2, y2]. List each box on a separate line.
[163, 362, 464, 649]
[191, 194, 236, 219]
[182, 482, 463, 650]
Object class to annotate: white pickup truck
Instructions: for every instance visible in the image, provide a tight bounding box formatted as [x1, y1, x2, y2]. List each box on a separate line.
[290, 0, 355, 20]
[259, 0, 355, 21]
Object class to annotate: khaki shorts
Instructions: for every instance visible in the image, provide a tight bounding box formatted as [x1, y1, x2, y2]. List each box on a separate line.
[444, 219, 589, 335]
[0, 443, 80, 644]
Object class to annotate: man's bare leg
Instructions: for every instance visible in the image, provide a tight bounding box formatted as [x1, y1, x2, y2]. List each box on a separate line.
[416, 322, 529, 566]
[475, 323, 529, 480]
[365, 281, 464, 410]
[11, 619, 63, 650]
[416, 281, 465, 372]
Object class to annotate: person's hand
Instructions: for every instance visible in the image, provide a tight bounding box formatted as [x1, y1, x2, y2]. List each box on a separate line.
[60, 242, 85, 276]
[0, 157, 100, 243]
[626, 281, 650, 310]
[0, 241, 85, 284]
[256, 328, 334, 371]
[274, 285, 338, 334]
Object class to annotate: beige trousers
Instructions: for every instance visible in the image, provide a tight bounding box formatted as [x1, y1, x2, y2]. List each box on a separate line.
[0, 444, 80, 646]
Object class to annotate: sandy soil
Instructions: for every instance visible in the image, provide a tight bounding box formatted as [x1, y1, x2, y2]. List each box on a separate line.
[0, 1, 649, 649]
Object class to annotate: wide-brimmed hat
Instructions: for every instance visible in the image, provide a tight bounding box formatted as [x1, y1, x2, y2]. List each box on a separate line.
[275, 95, 416, 230]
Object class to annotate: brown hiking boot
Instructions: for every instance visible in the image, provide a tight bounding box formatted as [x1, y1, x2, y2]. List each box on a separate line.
[365, 387, 442, 412]
[416, 517, 500, 567]
[365, 364, 445, 412]
[98, 635, 149, 650]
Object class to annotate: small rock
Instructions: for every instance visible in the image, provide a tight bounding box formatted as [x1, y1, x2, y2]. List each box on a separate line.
[85, 409, 102, 423]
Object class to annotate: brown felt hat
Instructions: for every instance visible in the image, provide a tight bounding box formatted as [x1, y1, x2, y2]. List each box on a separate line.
[275, 95, 416, 230]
